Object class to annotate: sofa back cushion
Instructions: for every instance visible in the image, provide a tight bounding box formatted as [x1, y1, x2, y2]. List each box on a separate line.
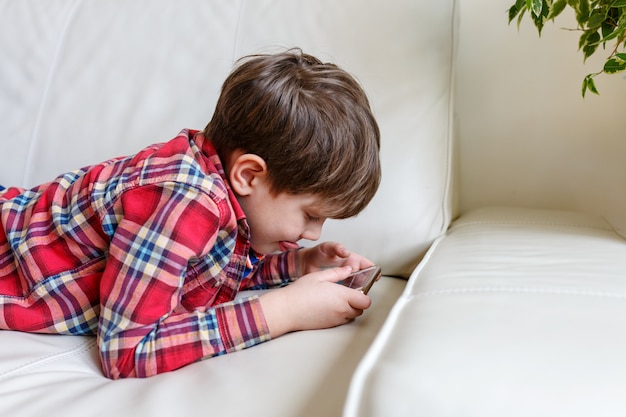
[0, 0, 457, 277]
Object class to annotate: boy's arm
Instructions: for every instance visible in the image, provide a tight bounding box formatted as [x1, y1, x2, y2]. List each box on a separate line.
[242, 242, 376, 290]
[258, 266, 372, 338]
[98, 183, 270, 379]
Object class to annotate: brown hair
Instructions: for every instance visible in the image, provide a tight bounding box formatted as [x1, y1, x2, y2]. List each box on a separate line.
[204, 49, 380, 219]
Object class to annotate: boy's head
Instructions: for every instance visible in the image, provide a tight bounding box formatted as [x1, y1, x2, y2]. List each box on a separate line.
[204, 49, 381, 219]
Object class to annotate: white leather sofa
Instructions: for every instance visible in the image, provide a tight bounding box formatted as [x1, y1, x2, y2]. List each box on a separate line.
[2, 1, 626, 416]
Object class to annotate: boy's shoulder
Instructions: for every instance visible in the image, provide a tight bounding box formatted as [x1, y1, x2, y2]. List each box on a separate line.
[91, 129, 230, 204]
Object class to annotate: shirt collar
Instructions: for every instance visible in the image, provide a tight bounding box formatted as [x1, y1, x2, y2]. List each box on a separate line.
[191, 130, 247, 223]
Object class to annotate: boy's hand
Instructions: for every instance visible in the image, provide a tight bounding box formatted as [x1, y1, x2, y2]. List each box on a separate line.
[259, 266, 372, 338]
[296, 242, 374, 277]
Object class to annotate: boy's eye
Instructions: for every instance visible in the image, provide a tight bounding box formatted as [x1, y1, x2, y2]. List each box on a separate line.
[306, 213, 322, 223]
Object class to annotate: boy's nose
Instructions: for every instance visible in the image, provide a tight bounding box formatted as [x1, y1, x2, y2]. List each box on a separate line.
[301, 222, 323, 241]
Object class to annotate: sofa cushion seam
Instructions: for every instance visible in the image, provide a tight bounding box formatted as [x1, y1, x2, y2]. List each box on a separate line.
[412, 286, 626, 300]
[450, 220, 613, 232]
[0, 337, 97, 380]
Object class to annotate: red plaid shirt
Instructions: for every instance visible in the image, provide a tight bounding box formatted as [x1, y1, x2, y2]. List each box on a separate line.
[0, 129, 298, 378]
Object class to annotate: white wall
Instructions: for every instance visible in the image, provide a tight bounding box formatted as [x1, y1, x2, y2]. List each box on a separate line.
[457, 0, 626, 235]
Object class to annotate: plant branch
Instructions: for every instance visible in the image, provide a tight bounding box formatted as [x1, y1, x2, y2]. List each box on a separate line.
[508, 0, 626, 97]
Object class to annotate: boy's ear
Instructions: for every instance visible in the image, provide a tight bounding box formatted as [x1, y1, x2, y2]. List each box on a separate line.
[228, 153, 269, 196]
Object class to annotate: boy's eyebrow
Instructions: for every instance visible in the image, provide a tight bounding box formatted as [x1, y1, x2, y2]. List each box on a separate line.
[305, 206, 324, 217]
[311, 205, 340, 219]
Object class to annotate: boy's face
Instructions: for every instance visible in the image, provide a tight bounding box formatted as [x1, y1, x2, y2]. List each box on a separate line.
[239, 183, 328, 254]
[227, 151, 332, 254]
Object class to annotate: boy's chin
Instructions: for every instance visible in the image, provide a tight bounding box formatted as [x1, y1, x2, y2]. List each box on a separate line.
[249, 242, 276, 255]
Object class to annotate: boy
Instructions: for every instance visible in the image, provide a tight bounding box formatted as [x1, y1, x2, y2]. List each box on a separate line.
[0, 49, 381, 379]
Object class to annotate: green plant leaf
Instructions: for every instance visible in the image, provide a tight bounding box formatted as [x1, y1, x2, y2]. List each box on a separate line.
[567, 0, 580, 9]
[530, 0, 551, 34]
[604, 57, 626, 72]
[582, 74, 600, 97]
[582, 30, 601, 59]
[602, 21, 616, 42]
[616, 52, 626, 60]
[517, 7, 528, 29]
[508, 4, 522, 23]
[529, 0, 544, 15]
[588, 8, 608, 27]
[579, 29, 590, 49]
[607, 5, 622, 25]
[587, 77, 599, 94]
[577, 0, 591, 24]
[613, 0, 626, 7]
[549, 0, 568, 19]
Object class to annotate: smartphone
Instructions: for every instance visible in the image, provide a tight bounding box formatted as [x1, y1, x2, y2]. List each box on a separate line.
[338, 265, 381, 294]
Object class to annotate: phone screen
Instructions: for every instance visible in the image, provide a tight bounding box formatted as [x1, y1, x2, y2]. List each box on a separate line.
[338, 265, 381, 294]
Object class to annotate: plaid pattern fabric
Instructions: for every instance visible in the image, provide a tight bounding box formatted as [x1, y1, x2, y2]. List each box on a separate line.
[0, 129, 298, 378]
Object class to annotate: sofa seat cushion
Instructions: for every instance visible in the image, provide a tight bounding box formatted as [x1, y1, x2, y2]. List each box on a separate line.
[0, 276, 405, 417]
[345, 206, 626, 417]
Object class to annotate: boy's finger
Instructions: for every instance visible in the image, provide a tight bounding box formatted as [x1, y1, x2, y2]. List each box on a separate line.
[348, 293, 372, 311]
[320, 241, 349, 258]
[316, 266, 353, 282]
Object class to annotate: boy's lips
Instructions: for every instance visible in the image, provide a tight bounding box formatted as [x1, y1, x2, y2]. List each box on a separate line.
[279, 241, 300, 252]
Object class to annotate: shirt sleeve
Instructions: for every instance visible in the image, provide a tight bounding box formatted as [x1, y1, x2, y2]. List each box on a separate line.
[97, 183, 270, 379]
[0, 186, 27, 200]
[240, 249, 300, 290]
